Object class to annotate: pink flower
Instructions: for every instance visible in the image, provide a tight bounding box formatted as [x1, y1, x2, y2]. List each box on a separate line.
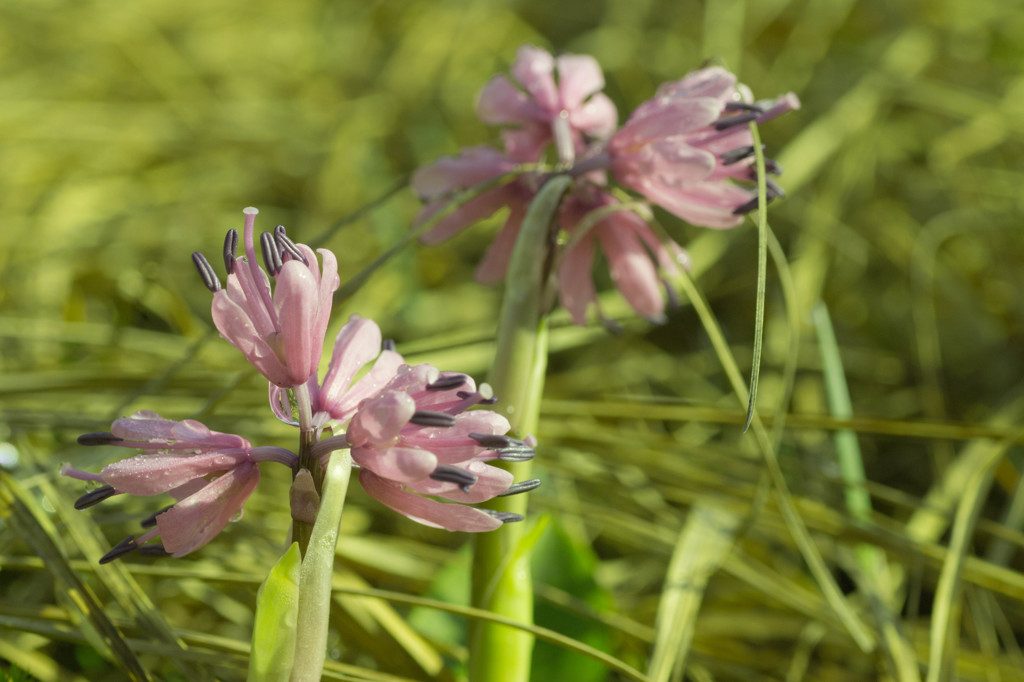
[412, 146, 537, 283]
[344, 364, 536, 532]
[64, 411, 296, 561]
[608, 67, 800, 228]
[477, 45, 618, 161]
[558, 188, 691, 325]
[192, 207, 340, 388]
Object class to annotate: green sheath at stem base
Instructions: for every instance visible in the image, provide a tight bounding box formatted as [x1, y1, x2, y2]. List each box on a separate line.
[469, 175, 571, 682]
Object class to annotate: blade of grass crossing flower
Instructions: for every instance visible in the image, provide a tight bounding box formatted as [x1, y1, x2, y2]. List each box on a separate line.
[670, 269, 876, 651]
[248, 543, 301, 682]
[812, 303, 920, 682]
[0, 471, 150, 681]
[647, 504, 741, 682]
[743, 122, 769, 432]
[926, 430, 1020, 682]
[471, 174, 572, 682]
[291, 451, 353, 682]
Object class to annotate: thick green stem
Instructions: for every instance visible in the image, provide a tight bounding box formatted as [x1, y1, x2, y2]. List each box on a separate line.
[470, 175, 571, 682]
[290, 450, 352, 682]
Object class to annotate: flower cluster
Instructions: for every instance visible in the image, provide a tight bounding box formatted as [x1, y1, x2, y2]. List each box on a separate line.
[65, 208, 535, 562]
[413, 45, 800, 324]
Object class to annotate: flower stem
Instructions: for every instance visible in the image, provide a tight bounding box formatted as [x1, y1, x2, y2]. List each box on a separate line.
[290, 450, 352, 682]
[470, 174, 571, 682]
[291, 383, 320, 556]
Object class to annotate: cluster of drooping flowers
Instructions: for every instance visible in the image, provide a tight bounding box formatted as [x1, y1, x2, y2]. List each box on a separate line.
[64, 208, 536, 562]
[413, 45, 800, 325]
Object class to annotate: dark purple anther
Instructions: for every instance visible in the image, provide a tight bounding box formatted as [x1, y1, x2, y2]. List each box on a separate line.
[382, 339, 396, 352]
[485, 510, 525, 524]
[764, 178, 785, 199]
[99, 535, 139, 564]
[192, 252, 221, 292]
[720, 144, 767, 166]
[137, 545, 171, 558]
[724, 101, 764, 113]
[714, 111, 760, 131]
[140, 504, 174, 528]
[274, 226, 308, 265]
[430, 465, 478, 493]
[427, 374, 467, 391]
[260, 231, 283, 276]
[74, 485, 117, 510]
[469, 433, 535, 462]
[223, 229, 239, 275]
[497, 479, 541, 497]
[410, 410, 457, 428]
[77, 432, 122, 446]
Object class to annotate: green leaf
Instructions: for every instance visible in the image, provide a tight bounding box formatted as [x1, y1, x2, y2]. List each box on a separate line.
[247, 543, 301, 682]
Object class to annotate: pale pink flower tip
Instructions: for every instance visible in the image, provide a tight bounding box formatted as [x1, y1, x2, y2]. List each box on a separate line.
[64, 411, 285, 561]
[348, 364, 537, 532]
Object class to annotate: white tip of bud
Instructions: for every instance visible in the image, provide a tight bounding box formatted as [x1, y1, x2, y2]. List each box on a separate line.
[243, 207, 259, 215]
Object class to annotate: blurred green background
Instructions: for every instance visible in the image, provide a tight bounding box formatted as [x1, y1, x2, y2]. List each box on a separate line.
[2, 0, 1024, 680]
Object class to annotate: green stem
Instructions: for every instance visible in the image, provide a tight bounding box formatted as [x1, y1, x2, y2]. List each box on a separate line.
[470, 175, 571, 682]
[291, 384, 321, 555]
[290, 450, 352, 682]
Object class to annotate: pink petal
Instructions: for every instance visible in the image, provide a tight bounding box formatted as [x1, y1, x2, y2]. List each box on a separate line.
[156, 461, 260, 556]
[558, 235, 597, 325]
[211, 289, 291, 386]
[275, 261, 320, 385]
[320, 316, 383, 409]
[614, 141, 716, 190]
[556, 53, 605, 110]
[315, 250, 340, 347]
[595, 217, 665, 321]
[269, 384, 298, 425]
[631, 220, 690, 275]
[111, 412, 248, 450]
[328, 350, 405, 422]
[476, 76, 541, 126]
[421, 184, 520, 245]
[346, 392, 415, 447]
[570, 92, 618, 139]
[412, 146, 516, 198]
[359, 470, 502, 532]
[637, 180, 750, 229]
[657, 67, 738, 102]
[352, 445, 437, 483]
[406, 461, 514, 503]
[510, 45, 558, 114]
[475, 201, 526, 284]
[615, 98, 721, 148]
[102, 451, 250, 495]
[502, 126, 552, 162]
[229, 261, 277, 340]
